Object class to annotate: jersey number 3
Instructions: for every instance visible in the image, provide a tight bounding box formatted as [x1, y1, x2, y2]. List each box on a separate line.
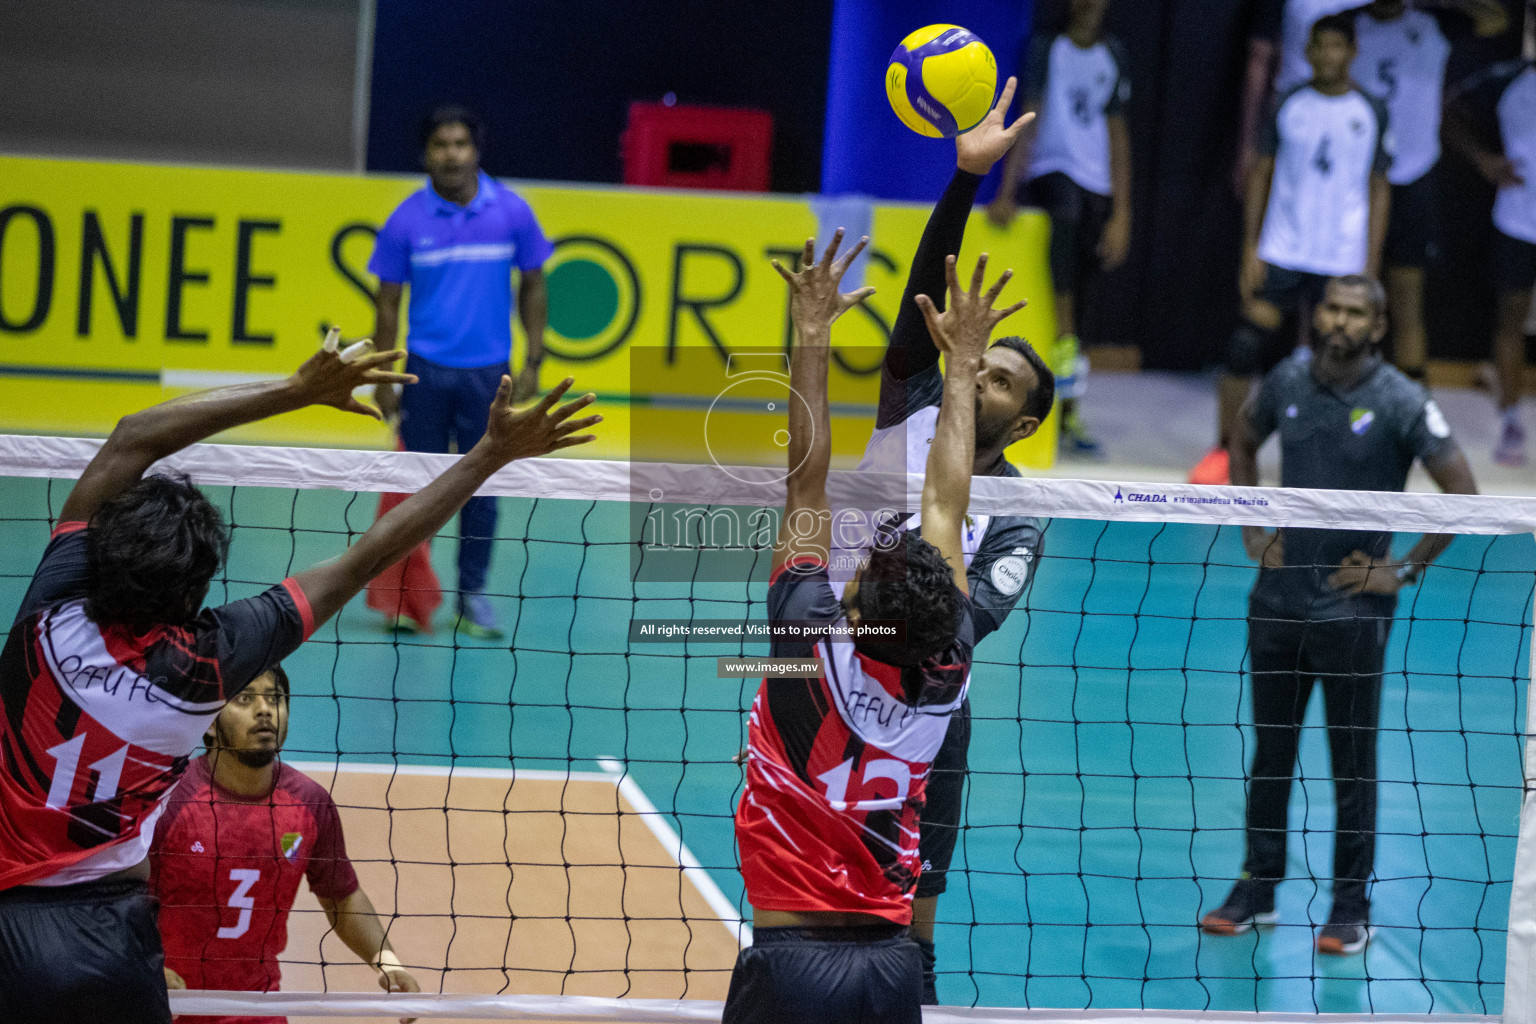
[218, 868, 262, 939]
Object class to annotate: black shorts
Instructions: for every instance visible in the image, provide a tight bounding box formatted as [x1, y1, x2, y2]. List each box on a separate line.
[0, 878, 171, 1024]
[1255, 263, 1331, 316]
[1226, 264, 1330, 375]
[1019, 171, 1112, 297]
[723, 925, 921, 1024]
[915, 697, 970, 899]
[1496, 229, 1536, 293]
[1383, 170, 1440, 269]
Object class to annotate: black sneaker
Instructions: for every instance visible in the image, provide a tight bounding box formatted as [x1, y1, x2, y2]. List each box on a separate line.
[1200, 880, 1279, 936]
[1316, 918, 1371, 956]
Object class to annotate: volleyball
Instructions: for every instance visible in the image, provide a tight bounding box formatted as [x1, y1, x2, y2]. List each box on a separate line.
[885, 24, 998, 138]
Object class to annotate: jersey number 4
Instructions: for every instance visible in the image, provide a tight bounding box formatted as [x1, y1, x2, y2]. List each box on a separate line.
[1313, 136, 1334, 176]
[218, 868, 262, 939]
[818, 757, 911, 812]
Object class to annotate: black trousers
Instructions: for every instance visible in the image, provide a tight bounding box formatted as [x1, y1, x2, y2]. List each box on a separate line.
[1243, 610, 1389, 915]
[723, 925, 921, 1024]
[0, 878, 171, 1024]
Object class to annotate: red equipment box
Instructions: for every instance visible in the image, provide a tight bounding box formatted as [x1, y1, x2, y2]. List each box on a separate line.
[623, 102, 773, 192]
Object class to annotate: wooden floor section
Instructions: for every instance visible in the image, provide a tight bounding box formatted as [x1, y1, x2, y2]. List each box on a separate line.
[262, 765, 740, 1023]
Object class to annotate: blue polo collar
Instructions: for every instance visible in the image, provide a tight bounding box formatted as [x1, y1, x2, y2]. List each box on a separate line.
[427, 170, 498, 215]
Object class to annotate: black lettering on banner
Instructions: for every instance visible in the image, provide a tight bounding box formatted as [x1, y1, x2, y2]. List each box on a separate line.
[765, 245, 806, 353]
[77, 211, 143, 339]
[766, 244, 890, 375]
[0, 205, 55, 334]
[331, 222, 379, 306]
[166, 215, 214, 343]
[668, 243, 743, 364]
[837, 248, 893, 377]
[232, 219, 280, 345]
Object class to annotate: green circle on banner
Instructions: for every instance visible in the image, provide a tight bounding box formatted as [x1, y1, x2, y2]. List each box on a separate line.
[540, 236, 642, 362]
[547, 259, 620, 340]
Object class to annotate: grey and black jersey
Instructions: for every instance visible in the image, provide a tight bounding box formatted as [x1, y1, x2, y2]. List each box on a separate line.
[1020, 32, 1130, 198]
[844, 363, 1043, 644]
[1353, 7, 1470, 185]
[1247, 355, 1457, 620]
[1258, 84, 1391, 276]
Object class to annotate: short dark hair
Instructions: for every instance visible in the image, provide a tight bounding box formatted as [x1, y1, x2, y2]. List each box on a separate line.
[86, 473, 229, 632]
[1311, 13, 1357, 45]
[853, 532, 962, 669]
[990, 335, 1057, 424]
[420, 105, 484, 152]
[1330, 274, 1388, 316]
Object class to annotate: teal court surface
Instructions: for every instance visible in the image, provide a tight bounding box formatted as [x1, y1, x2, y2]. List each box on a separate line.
[1, 471, 1528, 1015]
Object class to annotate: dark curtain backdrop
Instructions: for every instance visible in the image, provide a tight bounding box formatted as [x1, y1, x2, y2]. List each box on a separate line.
[366, 0, 1525, 368]
[1083, 0, 1526, 369]
[367, 0, 832, 193]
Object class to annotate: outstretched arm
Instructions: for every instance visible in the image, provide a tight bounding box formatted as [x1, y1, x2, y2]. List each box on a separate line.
[292, 377, 600, 627]
[770, 231, 874, 575]
[61, 331, 414, 524]
[913, 255, 1027, 593]
[885, 79, 1033, 386]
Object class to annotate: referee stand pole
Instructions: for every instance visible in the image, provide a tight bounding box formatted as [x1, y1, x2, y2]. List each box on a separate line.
[1507, 558, 1536, 1024]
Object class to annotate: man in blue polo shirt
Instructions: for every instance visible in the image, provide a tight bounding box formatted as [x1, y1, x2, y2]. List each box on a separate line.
[368, 105, 554, 638]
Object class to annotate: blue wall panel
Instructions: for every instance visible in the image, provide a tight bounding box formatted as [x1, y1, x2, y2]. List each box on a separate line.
[822, 0, 1034, 202]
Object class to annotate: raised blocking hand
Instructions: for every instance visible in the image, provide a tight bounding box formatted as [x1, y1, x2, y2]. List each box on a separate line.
[771, 228, 875, 343]
[481, 375, 602, 466]
[913, 253, 1027, 362]
[290, 327, 417, 420]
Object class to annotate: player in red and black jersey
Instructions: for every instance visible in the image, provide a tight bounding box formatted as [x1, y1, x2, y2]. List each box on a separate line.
[0, 332, 600, 1024]
[723, 231, 1028, 1024]
[151, 665, 419, 1024]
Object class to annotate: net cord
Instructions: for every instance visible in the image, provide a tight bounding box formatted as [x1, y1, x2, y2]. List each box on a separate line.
[6, 433, 1536, 534]
[165, 990, 1502, 1022]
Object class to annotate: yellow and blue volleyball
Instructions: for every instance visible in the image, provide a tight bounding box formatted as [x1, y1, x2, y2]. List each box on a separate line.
[885, 24, 998, 138]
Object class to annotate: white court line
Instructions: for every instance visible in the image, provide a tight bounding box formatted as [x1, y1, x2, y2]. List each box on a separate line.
[287, 759, 750, 948]
[598, 756, 751, 949]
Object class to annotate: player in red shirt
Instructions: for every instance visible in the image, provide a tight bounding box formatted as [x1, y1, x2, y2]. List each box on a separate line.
[723, 232, 1027, 1024]
[0, 331, 600, 1024]
[151, 665, 419, 1023]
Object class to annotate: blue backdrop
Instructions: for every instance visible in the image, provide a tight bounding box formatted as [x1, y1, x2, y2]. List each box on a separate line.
[822, 0, 1036, 202]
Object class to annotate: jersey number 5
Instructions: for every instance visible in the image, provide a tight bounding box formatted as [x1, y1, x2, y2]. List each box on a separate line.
[818, 757, 911, 812]
[218, 868, 262, 939]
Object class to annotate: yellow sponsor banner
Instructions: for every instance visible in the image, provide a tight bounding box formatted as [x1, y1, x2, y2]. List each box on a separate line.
[0, 155, 1057, 467]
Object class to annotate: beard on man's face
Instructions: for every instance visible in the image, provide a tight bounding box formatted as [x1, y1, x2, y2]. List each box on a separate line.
[1320, 328, 1372, 359]
[234, 748, 278, 769]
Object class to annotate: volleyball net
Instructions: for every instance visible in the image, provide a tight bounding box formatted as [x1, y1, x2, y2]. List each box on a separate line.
[1, 434, 1533, 1024]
